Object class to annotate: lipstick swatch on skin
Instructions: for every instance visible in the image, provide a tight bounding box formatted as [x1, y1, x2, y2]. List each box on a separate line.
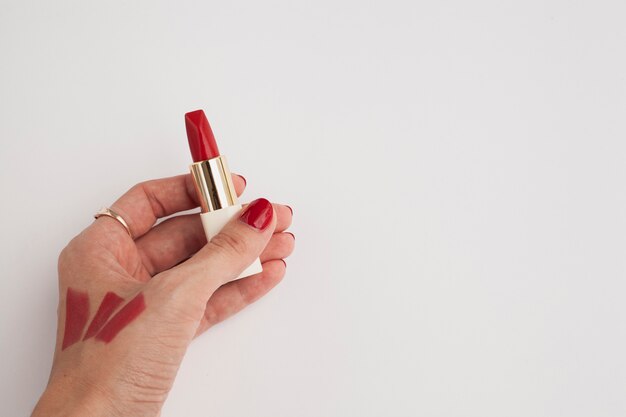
[61, 288, 90, 350]
[83, 291, 124, 340]
[95, 293, 146, 343]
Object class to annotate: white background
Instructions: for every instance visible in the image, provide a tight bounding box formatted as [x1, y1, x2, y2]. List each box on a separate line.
[1, 1, 625, 416]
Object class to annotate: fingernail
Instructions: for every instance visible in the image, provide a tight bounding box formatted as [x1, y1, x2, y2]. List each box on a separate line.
[286, 232, 295, 241]
[286, 205, 293, 215]
[240, 198, 273, 230]
[238, 174, 247, 187]
[280, 259, 287, 268]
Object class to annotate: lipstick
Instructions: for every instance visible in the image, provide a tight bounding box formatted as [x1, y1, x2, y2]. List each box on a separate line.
[185, 110, 263, 279]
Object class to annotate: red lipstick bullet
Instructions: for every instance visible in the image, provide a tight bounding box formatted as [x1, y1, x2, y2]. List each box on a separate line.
[185, 110, 220, 162]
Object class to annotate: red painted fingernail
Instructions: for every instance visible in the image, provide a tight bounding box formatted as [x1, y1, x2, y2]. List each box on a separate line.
[238, 175, 247, 187]
[240, 198, 273, 230]
[286, 205, 293, 215]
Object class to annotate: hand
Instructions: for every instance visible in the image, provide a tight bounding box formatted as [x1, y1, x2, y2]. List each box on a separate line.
[31, 174, 295, 417]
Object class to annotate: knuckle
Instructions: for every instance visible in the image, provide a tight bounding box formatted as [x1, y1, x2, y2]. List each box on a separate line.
[208, 231, 249, 257]
[57, 239, 78, 270]
[128, 182, 143, 195]
[57, 245, 70, 267]
[137, 181, 167, 217]
[57, 244, 76, 285]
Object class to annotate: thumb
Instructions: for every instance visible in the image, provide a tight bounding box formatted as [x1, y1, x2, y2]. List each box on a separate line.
[165, 198, 276, 298]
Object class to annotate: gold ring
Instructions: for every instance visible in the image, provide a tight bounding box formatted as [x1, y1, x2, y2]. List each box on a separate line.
[94, 207, 133, 239]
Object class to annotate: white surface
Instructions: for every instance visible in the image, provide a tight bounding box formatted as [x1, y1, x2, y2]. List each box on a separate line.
[201, 204, 263, 279]
[1, 1, 626, 416]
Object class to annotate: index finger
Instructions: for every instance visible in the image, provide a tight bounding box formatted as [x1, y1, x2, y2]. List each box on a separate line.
[100, 173, 246, 239]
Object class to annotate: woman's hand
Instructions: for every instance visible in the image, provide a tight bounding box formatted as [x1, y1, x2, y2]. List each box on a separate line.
[32, 173, 295, 417]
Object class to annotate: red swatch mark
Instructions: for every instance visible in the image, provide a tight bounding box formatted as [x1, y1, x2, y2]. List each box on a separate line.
[61, 288, 90, 350]
[95, 293, 146, 343]
[83, 292, 124, 340]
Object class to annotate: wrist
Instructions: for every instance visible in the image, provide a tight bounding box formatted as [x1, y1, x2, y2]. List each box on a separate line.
[32, 376, 116, 417]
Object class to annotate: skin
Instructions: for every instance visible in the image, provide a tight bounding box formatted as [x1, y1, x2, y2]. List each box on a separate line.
[31, 173, 294, 417]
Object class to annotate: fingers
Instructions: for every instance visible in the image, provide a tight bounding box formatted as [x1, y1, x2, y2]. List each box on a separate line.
[260, 232, 295, 262]
[262, 203, 293, 232]
[135, 214, 205, 275]
[135, 203, 293, 275]
[232, 174, 246, 195]
[94, 173, 246, 240]
[195, 259, 287, 336]
[168, 198, 277, 297]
